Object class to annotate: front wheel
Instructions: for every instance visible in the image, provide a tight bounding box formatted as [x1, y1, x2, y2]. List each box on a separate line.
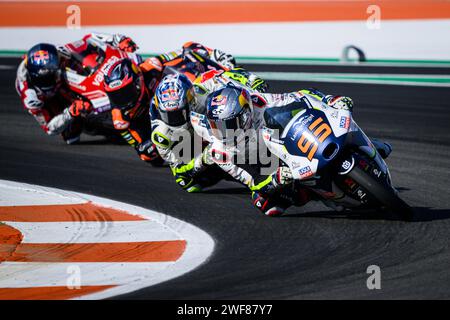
[347, 166, 413, 221]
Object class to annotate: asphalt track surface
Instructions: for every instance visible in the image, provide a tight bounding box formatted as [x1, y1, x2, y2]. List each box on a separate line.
[1, 57, 450, 299]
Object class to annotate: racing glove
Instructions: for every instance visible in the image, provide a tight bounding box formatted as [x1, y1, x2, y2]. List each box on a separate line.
[248, 74, 269, 93]
[47, 108, 74, 135]
[326, 95, 354, 111]
[271, 166, 293, 188]
[68, 100, 92, 117]
[117, 36, 138, 53]
[223, 68, 268, 93]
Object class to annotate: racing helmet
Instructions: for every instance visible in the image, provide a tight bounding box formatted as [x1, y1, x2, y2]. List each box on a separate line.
[104, 58, 145, 110]
[182, 41, 210, 58]
[25, 43, 61, 95]
[154, 73, 193, 127]
[205, 86, 253, 143]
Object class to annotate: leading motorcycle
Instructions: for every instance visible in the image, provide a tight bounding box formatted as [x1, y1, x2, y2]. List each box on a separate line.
[262, 96, 413, 220]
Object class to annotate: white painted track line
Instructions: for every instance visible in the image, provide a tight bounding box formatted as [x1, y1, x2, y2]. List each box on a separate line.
[0, 179, 215, 300]
[0, 182, 85, 206]
[0, 262, 174, 288]
[7, 221, 182, 243]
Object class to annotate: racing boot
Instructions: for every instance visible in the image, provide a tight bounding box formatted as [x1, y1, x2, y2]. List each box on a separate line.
[252, 191, 286, 217]
[61, 120, 82, 145]
[136, 140, 165, 166]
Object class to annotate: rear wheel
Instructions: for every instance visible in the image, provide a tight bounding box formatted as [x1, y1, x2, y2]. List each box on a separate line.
[347, 165, 413, 221]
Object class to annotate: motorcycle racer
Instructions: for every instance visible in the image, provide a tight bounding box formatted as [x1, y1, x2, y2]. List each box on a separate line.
[150, 68, 269, 192]
[198, 86, 392, 216]
[103, 58, 162, 165]
[101, 41, 244, 166]
[15, 33, 138, 144]
[139, 41, 258, 97]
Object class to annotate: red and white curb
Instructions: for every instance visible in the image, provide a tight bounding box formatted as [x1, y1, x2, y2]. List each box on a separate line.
[0, 179, 214, 300]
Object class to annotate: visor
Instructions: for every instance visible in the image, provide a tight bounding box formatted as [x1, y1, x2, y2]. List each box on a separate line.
[160, 108, 189, 127]
[208, 106, 252, 142]
[107, 79, 141, 110]
[30, 69, 59, 91]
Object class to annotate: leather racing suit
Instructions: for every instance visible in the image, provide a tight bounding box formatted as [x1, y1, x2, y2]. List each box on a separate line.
[15, 33, 137, 144]
[150, 68, 268, 192]
[108, 42, 242, 165]
[193, 85, 391, 216]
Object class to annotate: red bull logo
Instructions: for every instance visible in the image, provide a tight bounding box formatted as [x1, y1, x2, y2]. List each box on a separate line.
[161, 89, 179, 102]
[211, 94, 227, 106]
[32, 50, 50, 65]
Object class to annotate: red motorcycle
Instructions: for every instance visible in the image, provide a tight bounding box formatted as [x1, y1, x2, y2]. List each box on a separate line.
[64, 38, 142, 116]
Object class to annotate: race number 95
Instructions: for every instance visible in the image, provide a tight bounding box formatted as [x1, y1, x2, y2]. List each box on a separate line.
[297, 117, 332, 160]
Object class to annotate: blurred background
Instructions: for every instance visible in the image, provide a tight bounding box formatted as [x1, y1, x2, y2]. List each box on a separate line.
[1, 0, 450, 63]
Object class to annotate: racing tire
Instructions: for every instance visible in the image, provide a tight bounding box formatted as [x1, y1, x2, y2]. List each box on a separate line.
[347, 166, 414, 221]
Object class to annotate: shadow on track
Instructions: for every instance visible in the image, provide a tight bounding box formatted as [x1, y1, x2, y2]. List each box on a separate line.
[202, 187, 250, 195]
[282, 207, 450, 222]
[411, 207, 450, 222]
[75, 137, 127, 146]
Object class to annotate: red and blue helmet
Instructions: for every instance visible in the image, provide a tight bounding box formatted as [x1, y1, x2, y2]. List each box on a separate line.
[104, 58, 145, 110]
[205, 86, 253, 142]
[25, 43, 61, 94]
[154, 73, 193, 126]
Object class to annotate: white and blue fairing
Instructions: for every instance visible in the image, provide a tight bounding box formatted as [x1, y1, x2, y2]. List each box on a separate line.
[262, 98, 388, 180]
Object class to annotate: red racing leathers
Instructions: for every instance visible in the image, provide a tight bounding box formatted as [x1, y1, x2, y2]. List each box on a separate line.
[15, 33, 137, 144]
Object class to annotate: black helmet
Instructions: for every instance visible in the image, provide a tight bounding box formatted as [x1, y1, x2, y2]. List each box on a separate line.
[25, 43, 61, 94]
[104, 58, 145, 110]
